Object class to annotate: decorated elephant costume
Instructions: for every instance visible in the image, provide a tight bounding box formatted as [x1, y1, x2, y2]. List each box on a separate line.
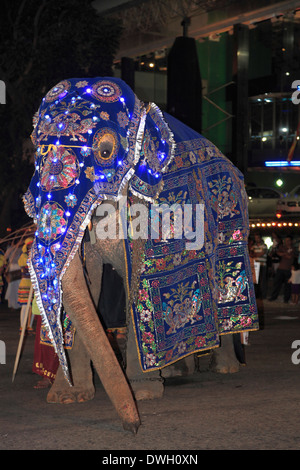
[24, 77, 258, 432]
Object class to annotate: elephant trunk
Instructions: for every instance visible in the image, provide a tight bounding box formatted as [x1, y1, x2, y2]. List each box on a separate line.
[62, 251, 140, 434]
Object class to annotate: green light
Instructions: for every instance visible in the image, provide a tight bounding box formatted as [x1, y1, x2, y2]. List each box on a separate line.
[276, 178, 283, 187]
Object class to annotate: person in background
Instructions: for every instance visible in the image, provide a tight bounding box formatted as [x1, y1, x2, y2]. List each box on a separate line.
[288, 260, 300, 305]
[0, 248, 5, 302]
[269, 235, 297, 303]
[18, 237, 34, 331]
[267, 232, 282, 277]
[4, 240, 22, 309]
[250, 232, 268, 299]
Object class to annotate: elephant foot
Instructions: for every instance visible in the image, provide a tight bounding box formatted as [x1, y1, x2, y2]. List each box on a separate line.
[161, 355, 195, 379]
[130, 379, 164, 401]
[209, 334, 240, 374]
[47, 384, 95, 404]
[210, 360, 240, 374]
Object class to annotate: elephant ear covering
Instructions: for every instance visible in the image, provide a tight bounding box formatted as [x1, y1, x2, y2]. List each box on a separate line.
[22, 77, 148, 382]
[129, 103, 176, 202]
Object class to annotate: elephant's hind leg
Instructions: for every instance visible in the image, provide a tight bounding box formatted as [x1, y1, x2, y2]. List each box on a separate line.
[126, 320, 164, 400]
[47, 334, 95, 404]
[210, 333, 240, 374]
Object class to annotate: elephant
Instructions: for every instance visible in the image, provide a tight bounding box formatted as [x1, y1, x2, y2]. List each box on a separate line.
[23, 77, 259, 433]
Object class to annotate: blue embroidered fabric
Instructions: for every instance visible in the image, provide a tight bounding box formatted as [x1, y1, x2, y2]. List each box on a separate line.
[24, 77, 258, 380]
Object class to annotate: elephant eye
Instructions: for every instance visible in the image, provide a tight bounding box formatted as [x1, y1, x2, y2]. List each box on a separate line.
[100, 142, 113, 159]
[93, 128, 119, 165]
[97, 132, 116, 160]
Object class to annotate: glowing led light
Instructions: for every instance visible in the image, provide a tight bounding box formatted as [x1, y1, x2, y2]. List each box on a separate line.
[265, 161, 300, 167]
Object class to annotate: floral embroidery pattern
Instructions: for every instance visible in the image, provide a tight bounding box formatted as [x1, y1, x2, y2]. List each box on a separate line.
[64, 193, 77, 207]
[100, 111, 110, 121]
[44, 80, 71, 102]
[163, 282, 202, 334]
[37, 202, 67, 242]
[208, 175, 240, 218]
[84, 166, 99, 182]
[92, 80, 122, 102]
[117, 111, 129, 128]
[217, 260, 248, 302]
[40, 146, 79, 191]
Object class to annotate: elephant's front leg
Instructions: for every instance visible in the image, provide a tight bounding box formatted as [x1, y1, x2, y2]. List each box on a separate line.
[46, 247, 103, 405]
[47, 333, 95, 404]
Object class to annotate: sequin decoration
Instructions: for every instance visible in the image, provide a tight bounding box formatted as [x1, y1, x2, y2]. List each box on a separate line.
[40, 146, 79, 191]
[92, 80, 122, 102]
[44, 80, 71, 103]
[37, 201, 67, 242]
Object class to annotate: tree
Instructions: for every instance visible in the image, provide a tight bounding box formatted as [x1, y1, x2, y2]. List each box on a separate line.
[0, 0, 122, 233]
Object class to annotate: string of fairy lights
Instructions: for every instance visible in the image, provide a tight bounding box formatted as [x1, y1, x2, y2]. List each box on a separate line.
[33, 81, 133, 314]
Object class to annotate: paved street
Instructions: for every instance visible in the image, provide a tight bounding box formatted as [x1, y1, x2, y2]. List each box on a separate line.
[0, 296, 300, 451]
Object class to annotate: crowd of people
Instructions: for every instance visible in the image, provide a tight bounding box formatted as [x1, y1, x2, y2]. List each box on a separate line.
[0, 234, 56, 388]
[0, 234, 127, 391]
[249, 231, 300, 304]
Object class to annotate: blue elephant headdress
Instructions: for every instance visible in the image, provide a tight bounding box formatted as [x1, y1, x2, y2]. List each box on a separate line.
[24, 77, 176, 380]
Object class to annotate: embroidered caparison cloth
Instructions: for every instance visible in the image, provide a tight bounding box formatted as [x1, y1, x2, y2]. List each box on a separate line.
[126, 112, 258, 371]
[24, 77, 258, 381]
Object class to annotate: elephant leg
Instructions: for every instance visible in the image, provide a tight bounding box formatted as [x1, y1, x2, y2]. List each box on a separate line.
[210, 334, 240, 374]
[62, 251, 140, 433]
[161, 355, 196, 379]
[47, 333, 95, 404]
[126, 319, 164, 400]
